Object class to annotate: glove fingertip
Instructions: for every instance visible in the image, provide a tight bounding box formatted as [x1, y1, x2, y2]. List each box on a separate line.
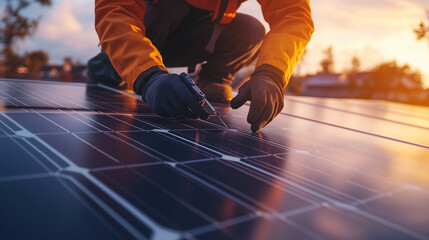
[251, 123, 262, 133]
[230, 95, 246, 109]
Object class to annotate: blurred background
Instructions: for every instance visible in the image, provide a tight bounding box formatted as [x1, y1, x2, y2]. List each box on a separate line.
[1, 0, 428, 106]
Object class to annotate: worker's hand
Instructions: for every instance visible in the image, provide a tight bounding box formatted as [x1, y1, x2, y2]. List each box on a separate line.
[142, 71, 210, 119]
[230, 71, 284, 132]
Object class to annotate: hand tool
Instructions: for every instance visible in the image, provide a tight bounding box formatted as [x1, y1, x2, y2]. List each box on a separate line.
[179, 72, 228, 129]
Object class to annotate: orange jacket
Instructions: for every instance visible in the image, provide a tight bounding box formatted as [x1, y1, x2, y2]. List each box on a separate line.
[95, 0, 314, 89]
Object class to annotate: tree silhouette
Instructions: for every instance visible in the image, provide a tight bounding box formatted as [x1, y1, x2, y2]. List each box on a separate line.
[414, 9, 429, 45]
[347, 56, 361, 90]
[319, 46, 334, 74]
[367, 61, 422, 96]
[351, 56, 360, 73]
[25, 50, 48, 73]
[0, 0, 51, 73]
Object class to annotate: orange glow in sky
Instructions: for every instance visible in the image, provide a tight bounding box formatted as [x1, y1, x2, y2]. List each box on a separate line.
[239, 0, 429, 87]
[14, 0, 429, 87]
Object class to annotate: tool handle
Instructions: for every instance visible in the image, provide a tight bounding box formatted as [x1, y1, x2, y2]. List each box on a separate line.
[179, 73, 205, 101]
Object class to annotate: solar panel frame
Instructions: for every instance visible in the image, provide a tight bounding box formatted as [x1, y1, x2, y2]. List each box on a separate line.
[0, 79, 428, 240]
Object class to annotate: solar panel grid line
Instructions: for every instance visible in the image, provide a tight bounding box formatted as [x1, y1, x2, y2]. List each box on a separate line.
[279, 103, 429, 147]
[1, 114, 66, 171]
[71, 133, 124, 163]
[206, 129, 292, 153]
[349, 207, 427, 240]
[43, 111, 108, 132]
[267, 154, 402, 193]
[3, 83, 76, 110]
[179, 161, 320, 216]
[213, 161, 325, 205]
[0, 172, 53, 184]
[54, 174, 146, 240]
[350, 187, 408, 206]
[270, 215, 327, 240]
[184, 212, 261, 238]
[6, 92, 89, 112]
[131, 166, 239, 224]
[242, 158, 359, 203]
[179, 163, 275, 212]
[0, 116, 19, 134]
[35, 111, 78, 133]
[309, 149, 429, 191]
[70, 112, 139, 132]
[287, 97, 429, 129]
[1, 79, 429, 239]
[346, 98, 429, 119]
[291, 96, 429, 120]
[237, 160, 428, 239]
[291, 151, 409, 189]
[112, 132, 217, 163]
[172, 132, 277, 157]
[3, 81, 140, 113]
[158, 130, 243, 161]
[1, 113, 151, 238]
[176, 162, 277, 213]
[14, 137, 63, 171]
[321, 145, 428, 182]
[344, 179, 385, 194]
[267, 155, 408, 201]
[164, 164, 328, 239]
[58, 155, 184, 239]
[279, 111, 429, 149]
[100, 132, 167, 162]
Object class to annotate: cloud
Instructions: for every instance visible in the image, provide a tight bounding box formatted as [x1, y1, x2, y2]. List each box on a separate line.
[18, 0, 99, 63]
[12, 0, 429, 86]
[304, 0, 429, 86]
[40, 1, 81, 39]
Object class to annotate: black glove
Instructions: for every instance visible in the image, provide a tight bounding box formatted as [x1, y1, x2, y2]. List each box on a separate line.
[230, 65, 284, 132]
[134, 67, 210, 119]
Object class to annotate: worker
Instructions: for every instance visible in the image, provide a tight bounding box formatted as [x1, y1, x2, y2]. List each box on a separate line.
[88, 0, 314, 132]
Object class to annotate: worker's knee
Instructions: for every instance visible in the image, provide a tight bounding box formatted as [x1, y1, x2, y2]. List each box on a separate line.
[144, 0, 190, 46]
[217, 13, 266, 54]
[233, 13, 266, 46]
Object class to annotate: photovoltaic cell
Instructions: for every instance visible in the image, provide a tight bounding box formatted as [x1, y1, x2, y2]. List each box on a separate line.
[0, 78, 428, 240]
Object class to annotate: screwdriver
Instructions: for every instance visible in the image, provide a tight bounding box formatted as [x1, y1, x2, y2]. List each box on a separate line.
[179, 72, 228, 129]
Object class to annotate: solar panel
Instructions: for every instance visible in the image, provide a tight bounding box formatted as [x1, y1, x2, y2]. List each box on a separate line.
[1, 78, 428, 240]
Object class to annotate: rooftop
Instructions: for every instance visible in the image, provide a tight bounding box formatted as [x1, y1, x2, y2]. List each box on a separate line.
[1, 79, 428, 240]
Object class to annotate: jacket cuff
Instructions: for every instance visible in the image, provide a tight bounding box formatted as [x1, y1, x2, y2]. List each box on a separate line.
[133, 66, 168, 95]
[252, 64, 286, 89]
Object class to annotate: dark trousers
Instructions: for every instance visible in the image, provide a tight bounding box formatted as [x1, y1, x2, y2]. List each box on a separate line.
[89, 0, 265, 87]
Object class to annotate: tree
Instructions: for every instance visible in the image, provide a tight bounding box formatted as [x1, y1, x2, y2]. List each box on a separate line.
[319, 46, 334, 74]
[347, 56, 361, 90]
[367, 61, 422, 95]
[351, 56, 360, 73]
[0, 0, 51, 73]
[25, 50, 48, 73]
[414, 9, 429, 45]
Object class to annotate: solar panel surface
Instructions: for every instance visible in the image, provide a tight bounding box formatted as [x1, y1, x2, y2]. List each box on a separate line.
[1, 79, 428, 240]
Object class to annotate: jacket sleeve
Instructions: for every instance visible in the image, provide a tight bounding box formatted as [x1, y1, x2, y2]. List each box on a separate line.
[94, 0, 167, 88]
[257, 0, 314, 88]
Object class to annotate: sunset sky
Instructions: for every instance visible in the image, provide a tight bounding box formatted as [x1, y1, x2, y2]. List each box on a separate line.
[5, 0, 429, 87]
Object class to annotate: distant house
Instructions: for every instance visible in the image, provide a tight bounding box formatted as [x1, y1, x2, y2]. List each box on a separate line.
[300, 73, 368, 98]
[39, 64, 88, 82]
[295, 72, 428, 105]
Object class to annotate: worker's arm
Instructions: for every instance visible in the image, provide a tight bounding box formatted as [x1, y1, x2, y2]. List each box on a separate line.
[95, 0, 165, 87]
[231, 0, 314, 132]
[256, 0, 314, 86]
[95, 0, 209, 119]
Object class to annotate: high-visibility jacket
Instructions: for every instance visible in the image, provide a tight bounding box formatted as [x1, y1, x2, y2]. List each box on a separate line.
[95, 0, 314, 89]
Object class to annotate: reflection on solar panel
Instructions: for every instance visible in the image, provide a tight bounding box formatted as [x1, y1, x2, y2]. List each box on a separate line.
[1, 78, 429, 240]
